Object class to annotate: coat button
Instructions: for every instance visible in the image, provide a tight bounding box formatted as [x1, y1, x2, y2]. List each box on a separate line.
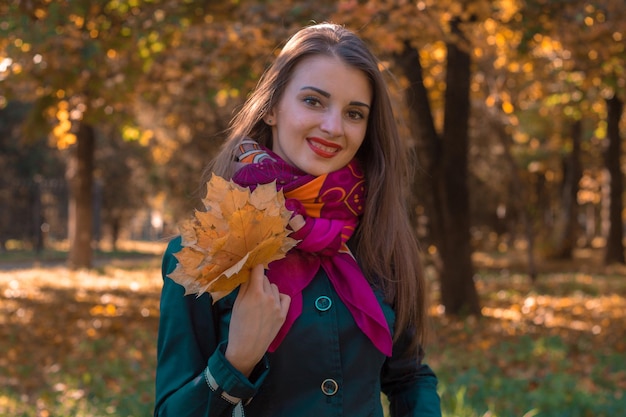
[321, 378, 338, 396]
[314, 296, 332, 311]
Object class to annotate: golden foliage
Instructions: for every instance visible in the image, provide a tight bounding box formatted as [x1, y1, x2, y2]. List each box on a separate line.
[169, 175, 297, 302]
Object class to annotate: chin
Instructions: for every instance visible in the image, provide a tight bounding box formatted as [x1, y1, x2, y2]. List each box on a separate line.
[302, 166, 335, 176]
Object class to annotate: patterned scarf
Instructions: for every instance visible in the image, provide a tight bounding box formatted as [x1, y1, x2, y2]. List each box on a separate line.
[232, 139, 393, 356]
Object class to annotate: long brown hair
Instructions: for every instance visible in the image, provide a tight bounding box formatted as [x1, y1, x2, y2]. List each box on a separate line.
[203, 23, 427, 353]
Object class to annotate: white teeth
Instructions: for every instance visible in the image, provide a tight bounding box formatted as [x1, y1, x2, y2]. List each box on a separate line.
[311, 141, 337, 153]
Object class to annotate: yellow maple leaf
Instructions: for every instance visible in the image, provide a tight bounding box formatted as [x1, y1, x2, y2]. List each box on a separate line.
[168, 174, 298, 302]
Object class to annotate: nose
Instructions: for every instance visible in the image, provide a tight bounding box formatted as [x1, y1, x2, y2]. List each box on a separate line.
[320, 109, 344, 138]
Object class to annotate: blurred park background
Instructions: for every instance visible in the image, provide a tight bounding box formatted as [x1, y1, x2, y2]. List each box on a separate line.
[1, 0, 625, 416]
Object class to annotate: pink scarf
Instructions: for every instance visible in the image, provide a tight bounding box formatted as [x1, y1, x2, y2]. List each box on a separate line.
[232, 140, 392, 356]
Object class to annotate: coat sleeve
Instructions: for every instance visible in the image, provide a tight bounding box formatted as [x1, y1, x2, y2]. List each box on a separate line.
[154, 237, 269, 417]
[381, 328, 442, 417]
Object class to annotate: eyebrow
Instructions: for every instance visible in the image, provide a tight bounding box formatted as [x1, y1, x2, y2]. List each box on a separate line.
[301, 86, 371, 109]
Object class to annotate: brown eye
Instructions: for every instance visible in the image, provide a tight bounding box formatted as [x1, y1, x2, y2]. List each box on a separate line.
[347, 109, 365, 120]
[303, 96, 322, 107]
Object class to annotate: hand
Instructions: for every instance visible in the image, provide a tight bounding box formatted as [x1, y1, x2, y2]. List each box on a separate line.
[225, 264, 290, 377]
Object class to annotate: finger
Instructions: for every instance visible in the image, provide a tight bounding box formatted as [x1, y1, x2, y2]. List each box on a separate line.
[269, 282, 280, 299]
[238, 278, 249, 296]
[237, 272, 252, 295]
[279, 293, 291, 316]
[262, 274, 273, 293]
[249, 264, 265, 289]
[289, 214, 305, 231]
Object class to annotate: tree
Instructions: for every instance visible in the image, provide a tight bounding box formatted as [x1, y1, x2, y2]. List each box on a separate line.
[460, 0, 626, 269]
[66, 123, 95, 267]
[96, 126, 152, 250]
[1, 0, 340, 267]
[395, 21, 481, 316]
[0, 0, 204, 267]
[553, 119, 583, 259]
[333, 0, 487, 315]
[0, 101, 66, 250]
[604, 94, 624, 264]
[515, 0, 626, 264]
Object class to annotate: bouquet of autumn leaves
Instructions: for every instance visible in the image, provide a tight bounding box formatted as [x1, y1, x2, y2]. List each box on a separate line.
[168, 174, 298, 302]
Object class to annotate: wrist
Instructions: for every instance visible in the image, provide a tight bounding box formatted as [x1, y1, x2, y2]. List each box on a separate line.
[206, 342, 270, 406]
[225, 345, 257, 378]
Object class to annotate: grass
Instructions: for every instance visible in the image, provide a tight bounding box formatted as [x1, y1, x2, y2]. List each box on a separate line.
[0, 243, 624, 416]
[428, 264, 626, 417]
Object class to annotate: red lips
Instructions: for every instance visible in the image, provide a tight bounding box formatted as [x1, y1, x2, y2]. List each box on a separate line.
[307, 137, 342, 158]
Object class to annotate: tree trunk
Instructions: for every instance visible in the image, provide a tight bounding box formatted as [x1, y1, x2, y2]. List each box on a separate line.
[67, 123, 95, 269]
[487, 108, 538, 282]
[604, 94, 625, 264]
[395, 41, 444, 253]
[553, 119, 583, 259]
[439, 21, 481, 316]
[395, 28, 480, 316]
[111, 216, 121, 252]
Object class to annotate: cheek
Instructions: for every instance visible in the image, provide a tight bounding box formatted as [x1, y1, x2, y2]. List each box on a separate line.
[348, 126, 368, 149]
[278, 110, 307, 134]
[291, 112, 312, 131]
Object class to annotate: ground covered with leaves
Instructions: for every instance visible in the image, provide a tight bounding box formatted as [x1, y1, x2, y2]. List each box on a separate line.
[0, 245, 624, 417]
[428, 262, 626, 417]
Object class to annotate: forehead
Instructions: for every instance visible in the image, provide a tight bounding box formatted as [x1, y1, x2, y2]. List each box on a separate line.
[287, 55, 372, 103]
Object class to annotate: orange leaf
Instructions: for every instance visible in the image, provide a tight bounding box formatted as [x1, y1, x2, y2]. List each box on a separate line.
[169, 174, 298, 301]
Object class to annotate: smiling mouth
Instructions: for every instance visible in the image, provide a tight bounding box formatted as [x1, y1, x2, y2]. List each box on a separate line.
[307, 137, 341, 157]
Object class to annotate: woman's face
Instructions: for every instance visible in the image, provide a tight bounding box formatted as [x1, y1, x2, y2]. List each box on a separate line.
[266, 55, 372, 176]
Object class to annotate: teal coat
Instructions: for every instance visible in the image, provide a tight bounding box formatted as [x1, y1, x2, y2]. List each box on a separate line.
[155, 237, 441, 417]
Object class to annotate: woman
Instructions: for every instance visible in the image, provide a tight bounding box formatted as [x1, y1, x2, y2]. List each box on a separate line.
[155, 23, 441, 417]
